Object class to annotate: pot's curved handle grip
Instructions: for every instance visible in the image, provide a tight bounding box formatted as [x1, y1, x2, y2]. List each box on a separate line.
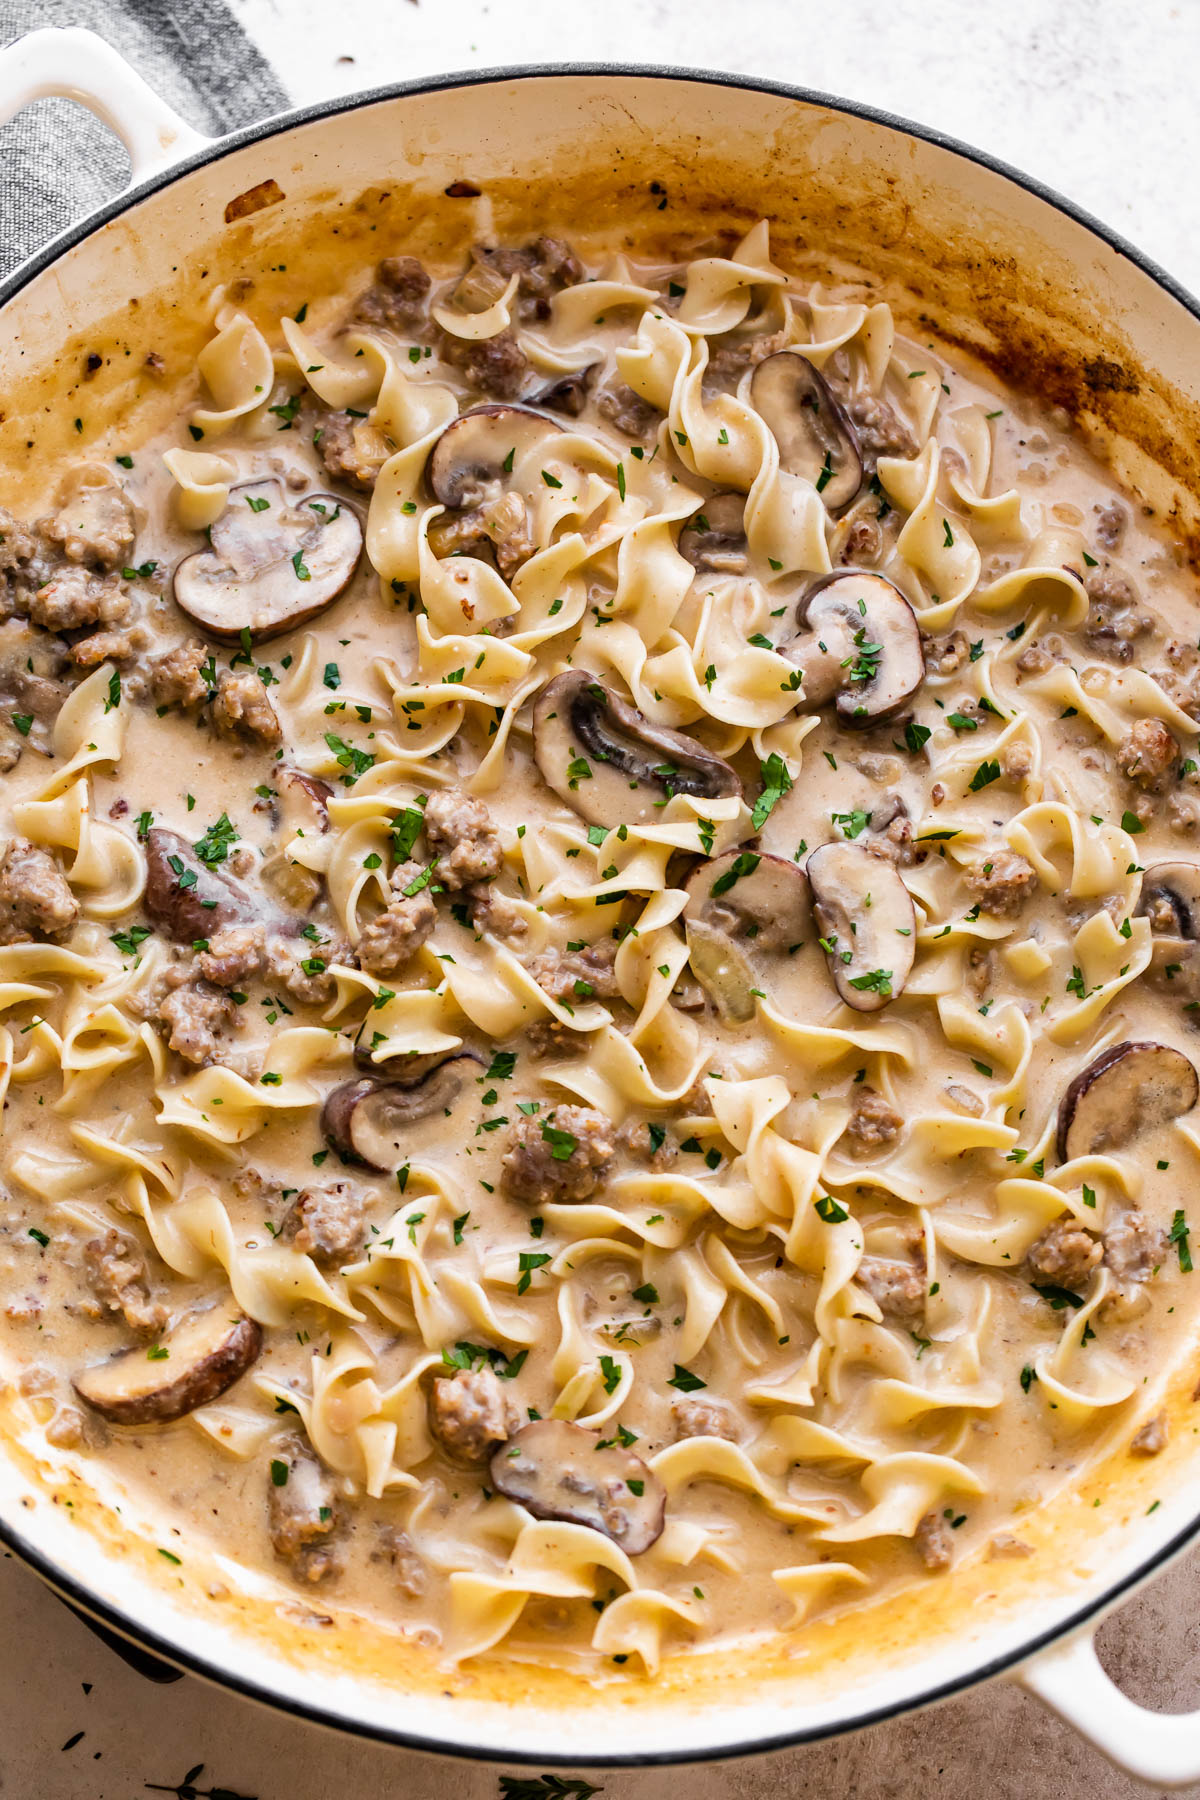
[1018, 1625, 1200, 1787]
[0, 26, 212, 185]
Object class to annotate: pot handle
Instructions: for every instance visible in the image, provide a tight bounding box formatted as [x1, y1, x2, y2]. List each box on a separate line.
[1018, 1624, 1200, 1787]
[0, 26, 212, 184]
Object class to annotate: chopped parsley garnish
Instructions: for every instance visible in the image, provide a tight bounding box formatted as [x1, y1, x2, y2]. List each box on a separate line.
[751, 752, 793, 832]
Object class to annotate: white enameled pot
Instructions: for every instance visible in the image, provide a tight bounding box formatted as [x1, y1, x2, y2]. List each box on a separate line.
[4, 24, 1200, 1782]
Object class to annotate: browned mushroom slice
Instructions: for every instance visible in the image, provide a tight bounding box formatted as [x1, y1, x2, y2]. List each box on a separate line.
[144, 828, 259, 942]
[682, 849, 811, 1022]
[531, 367, 598, 418]
[1056, 1041, 1199, 1162]
[73, 1303, 262, 1425]
[1138, 862, 1200, 938]
[426, 404, 564, 510]
[173, 480, 363, 644]
[262, 768, 334, 911]
[1137, 862, 1200, 997]
[750, 352, 863, 514]
[490, 1419, 665, 1553]
[785, 572, 924, 726]
[533, 670, 741, 828]
[321, 1051, 484, 1171]
[677, 492, 748, 573]
[807, 840, 915, 1011]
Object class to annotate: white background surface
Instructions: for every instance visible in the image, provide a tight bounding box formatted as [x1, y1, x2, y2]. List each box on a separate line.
[6, 1, 1200, 1794]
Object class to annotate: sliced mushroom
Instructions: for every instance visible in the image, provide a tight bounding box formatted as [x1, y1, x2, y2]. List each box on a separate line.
[173, 480, 363, 644]
[750, 352, 863, 513]
[1137, 862, 1200, 997]
[1138, 862, 1200, 938]
[262, 768, 333, 911]
[785, 572, 924, 726]
[73, 1303, 261, 1425]
[427, 404, 564, 510]
[533, 670, 741, 828]
[489, 1419, 665, 1553]
[144, 827, 259, 942]
[321, 1051, 484, 1171]
[1056, 1040, 1199, 1162]
[677, 492, 748, 573]
[531, 367, 598, 418]
[807, 840, 915, 1011]
[682, 848, 811, 1022]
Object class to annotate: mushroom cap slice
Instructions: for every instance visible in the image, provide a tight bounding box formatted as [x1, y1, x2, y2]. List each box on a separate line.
[750, 352, 864, 514]
[788, 572, 925, 726]
[533, 670, 742, 828]
[683, 848, 811, 1022]
[677, 492, 748, 573]
[489, 1419, 665, 1554]
[427, 404, 565, 510]
[173, 479, 363, 644]
[73, 1304, 262, 1425]
[321, 1051, 484, 1171]
[143, 827, 259, 943]
[807, 840, 915, 1011]
[1138, 862, 1200, 938]
[1056, 1040, 1199, 1162]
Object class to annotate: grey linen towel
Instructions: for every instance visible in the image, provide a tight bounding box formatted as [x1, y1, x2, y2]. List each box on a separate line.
[0, 0, 288, 279]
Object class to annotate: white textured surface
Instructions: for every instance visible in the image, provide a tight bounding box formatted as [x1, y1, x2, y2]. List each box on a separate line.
[7, 1, 1200, 1794]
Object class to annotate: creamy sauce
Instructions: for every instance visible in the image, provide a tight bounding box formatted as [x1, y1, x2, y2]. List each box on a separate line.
[1, 226, 1199, 1677]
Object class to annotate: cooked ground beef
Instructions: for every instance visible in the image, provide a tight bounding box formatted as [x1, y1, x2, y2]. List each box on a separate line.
[82, 1228, 167, 1336]
[467, 884, 527, 940]
[212, 670, 283, 746]
[316, 410, 386, 493]
[26, 566, 129, 631]
[501, 1103, 616, 1204]
[279, 1184, 367, 1266]
[915, 1510, 953, 1570]
[268, 1439, 341, 1580]
[703, 328, 787, 392]
[527, 936, 620, 1003]
[357, 861, 438, 975]
[524, 1015, 580, 1058]
[41, 477, 136, 569]
[962, 849, 1038, 916]
[1117, 717, 1178, 791]
[70, 625, 146, 668]
[155, 974, 238, 1066]
[671, 1396, 740, 1441]
[845, 1086, 902, 1153]
[429, 1366, 518, 1464]
[921, 629, 971, 676]
[422, 787, 503, 889]
[1094, 501, 1128, 552]
[467, 236, 583, 322]
[149, 641, 211, 708]
[352, 255, 432, 332]
[1131, 1411, 1168, 1455]
[1084, 568, 1154, 662]
[618, 1117, 676, 1167]
[196, 924, 266, 989]
[0, 839, 78, 943]
[840, 516, 884, 566]
[437, 326, 528, 399]
[857, 1252, 927, 1322]
[0, 506, 38, 581]
[1104, 1210, 1166, 1283]
[263, 934, 345, 1006]
[1026, 1218, 1102, 1291]
[371, 1525, 427, 1599]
